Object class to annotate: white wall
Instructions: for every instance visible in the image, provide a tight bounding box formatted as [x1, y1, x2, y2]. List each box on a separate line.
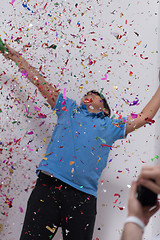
[0, 0, 160, 239]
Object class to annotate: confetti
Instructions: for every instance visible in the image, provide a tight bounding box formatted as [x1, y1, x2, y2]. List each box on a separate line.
[122, 97, 140, 106]
[101, 144, 117, 148]
[63, 88, 67, 100]
[38, 113, 47, 119]
[113, 193, 120, 204]
[145, 117, 155, 124]
[101, 73, 107, 80]
[0, 1, 159, 238]
[131, 113, 138, 119]
[19, 206, 23, 213]
[151, 155, 159, 162]
[140, 54, 148, 60]
[47, 44, 57, 50]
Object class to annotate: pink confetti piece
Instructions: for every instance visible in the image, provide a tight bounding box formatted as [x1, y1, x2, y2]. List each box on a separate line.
[23, 104, 29, 114]
[27, 145, 34, 151]
[62, 100, 66, 105]
[63, 88, 67, 100]
[101, 73, 107, 80]
[9, 0, 16, 5]
[27, 131, 34, 135]
[20, 70, 28, 78]
[34, 106, 41, 111]
[89, 57, 92, 65]
[131, 113, 138, 119]
[19, 206, 23, 213]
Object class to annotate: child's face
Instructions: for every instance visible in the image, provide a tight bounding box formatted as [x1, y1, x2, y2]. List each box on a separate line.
[81, 92, 104, 112]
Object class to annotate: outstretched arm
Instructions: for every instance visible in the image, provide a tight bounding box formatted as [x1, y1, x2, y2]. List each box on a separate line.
[2, 42, 59, 109]
[126, 72, 160, 135]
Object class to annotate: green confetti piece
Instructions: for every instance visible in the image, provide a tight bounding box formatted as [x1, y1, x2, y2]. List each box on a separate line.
[0, 37, 8, 53]
[151, 155, 159, 162]
[111, 114, 116, 120]
[47, 44, 57, 50]
[100, 88, 104, 98]
[96, 137, 106, 144]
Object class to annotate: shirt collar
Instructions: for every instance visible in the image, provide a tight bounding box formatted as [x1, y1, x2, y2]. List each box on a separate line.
[80, 104, 105, 118]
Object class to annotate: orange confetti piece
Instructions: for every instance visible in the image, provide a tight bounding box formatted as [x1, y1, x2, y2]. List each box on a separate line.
[70, 161, 75, 165]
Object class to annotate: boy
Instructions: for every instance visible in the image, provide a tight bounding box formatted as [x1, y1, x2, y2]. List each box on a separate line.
[1, 43, 160, 240]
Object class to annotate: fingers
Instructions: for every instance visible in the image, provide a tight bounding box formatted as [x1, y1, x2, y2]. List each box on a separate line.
[141, 166, 154, 171]
[129, 181, 137, 200]
[138, 169, 155, 180]
[139, 179, 160, 194]
[139, 165, 160, 179]
[138, 165, 160, 194]
[148, 201, 160, 218]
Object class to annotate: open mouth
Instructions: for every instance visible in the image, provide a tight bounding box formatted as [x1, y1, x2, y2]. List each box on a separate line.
[83, 98, 93, 103]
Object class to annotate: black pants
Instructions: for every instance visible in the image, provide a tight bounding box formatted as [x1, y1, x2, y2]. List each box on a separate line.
[20, 172, 97, 240]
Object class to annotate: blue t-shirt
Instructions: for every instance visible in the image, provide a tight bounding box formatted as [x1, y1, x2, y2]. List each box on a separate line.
[36, 93, 127, 197]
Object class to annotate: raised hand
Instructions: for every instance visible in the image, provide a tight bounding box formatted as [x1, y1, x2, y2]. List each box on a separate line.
[138, 165, 160, 194]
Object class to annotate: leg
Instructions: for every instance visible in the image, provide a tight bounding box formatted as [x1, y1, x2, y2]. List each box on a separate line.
[20, 174, 61, 240]
[61, 186, 97, 240]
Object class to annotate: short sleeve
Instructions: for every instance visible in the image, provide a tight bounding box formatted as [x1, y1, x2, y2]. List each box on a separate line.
[111, 117, 127, 141]
[52, 93, 77, 117]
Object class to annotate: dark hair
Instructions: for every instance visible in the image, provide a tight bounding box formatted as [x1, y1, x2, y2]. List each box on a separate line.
[85, 90, 111, 117]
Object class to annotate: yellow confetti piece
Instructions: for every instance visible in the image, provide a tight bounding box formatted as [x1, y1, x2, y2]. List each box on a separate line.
[113, 86, 118, 90]
[137, 41, 142, 45]
[97, 156, 101, 163]
[42, 153, 52, 160]
[79, 86, 83, 92]
[9, 168, 13, 174]
[46, 226, 57, 233]
[101, 53, 108, 58]
[120, 12, 124, 17]
[43, 137, 45, 143]
[81, 62, 86, 68]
